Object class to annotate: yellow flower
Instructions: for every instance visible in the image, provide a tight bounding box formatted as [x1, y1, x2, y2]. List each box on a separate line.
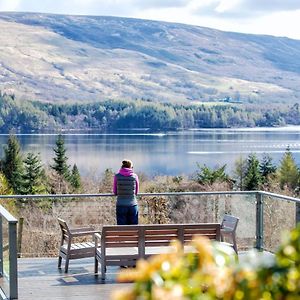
[111, 288, 136, 300]
[152, 285, 184, 300]
[191, 236, 214, 268]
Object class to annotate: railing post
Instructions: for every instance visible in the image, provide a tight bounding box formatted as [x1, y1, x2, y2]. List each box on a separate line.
[9, 221, 18, 299]
[255, 192, 264, 251]
[296, 203, 300, 224]
[0, 216, 3, 277]
[17, 217, 24, 258]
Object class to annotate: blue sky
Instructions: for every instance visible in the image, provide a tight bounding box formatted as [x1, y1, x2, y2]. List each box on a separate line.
[0, 0, 300, 40]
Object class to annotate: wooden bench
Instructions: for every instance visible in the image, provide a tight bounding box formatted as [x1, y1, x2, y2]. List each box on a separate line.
[94, 223, 221, 279]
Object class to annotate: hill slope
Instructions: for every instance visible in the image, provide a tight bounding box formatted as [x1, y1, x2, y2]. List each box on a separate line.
[0, 12, 300, 103]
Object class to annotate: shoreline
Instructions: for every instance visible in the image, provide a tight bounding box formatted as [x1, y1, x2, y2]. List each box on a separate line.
[1, 125, 300, 136]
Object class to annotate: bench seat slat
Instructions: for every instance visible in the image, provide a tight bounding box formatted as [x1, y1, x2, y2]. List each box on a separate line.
[97, 247, 138, 256]
[61, 242, 95, 251]
[105, 242, 139, 247]
[145, 246, 177, 256]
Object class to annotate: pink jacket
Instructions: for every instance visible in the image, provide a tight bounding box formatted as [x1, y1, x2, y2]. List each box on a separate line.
[113, 168, 139, 195]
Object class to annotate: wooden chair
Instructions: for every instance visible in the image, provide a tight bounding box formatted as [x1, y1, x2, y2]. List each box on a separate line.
[57, 218, 99, 272]
[221, 214, 239, 254]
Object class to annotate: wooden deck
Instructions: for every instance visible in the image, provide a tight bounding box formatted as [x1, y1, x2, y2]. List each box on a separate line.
[18, 257, 131, 300]
[16, 251, 274, 299]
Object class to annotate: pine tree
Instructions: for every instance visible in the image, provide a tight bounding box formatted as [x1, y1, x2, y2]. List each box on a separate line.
[259, 154, 277, 184]
[1, 134, 24, 193]
[51, 134, 70, 180]
[244, 154, 262, 190]
[233, 156, 247, 190]
[278, 147, 299, 190]
[21, 152, 46, 195]
[99, 168, 114, 192]
[195, 164, 230, 185]
[70, 164, 81, 190]
[0, 172, 12, 195]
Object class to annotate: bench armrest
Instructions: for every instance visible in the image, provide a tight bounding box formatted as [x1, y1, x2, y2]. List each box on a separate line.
[94, 233, 101, 247]
[221, 228, 234, 233]
[69, 227, 100, 237]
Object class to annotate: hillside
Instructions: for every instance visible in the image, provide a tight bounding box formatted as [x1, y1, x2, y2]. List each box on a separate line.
[0, 12, 300, 104]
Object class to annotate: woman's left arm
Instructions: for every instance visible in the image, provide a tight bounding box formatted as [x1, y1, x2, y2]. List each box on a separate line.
[135, 175, 139, 195]
[113, 175, 117, 195]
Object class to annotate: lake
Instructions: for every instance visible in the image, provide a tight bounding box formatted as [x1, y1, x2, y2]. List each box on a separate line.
[1, 126, 300, 177]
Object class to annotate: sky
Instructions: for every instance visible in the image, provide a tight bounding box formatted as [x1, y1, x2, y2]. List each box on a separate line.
[0, 0, 300, 40]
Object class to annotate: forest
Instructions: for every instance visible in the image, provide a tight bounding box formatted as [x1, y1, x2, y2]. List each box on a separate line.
[1, 92, 300, 132]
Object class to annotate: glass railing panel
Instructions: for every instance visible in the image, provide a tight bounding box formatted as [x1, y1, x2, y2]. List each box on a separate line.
[17, 196, 116, 257]
[262, 195, 296, 253]
[0, 203, 18, 300]
[0, 217, 10, 297]
[139, 193, 257, 251]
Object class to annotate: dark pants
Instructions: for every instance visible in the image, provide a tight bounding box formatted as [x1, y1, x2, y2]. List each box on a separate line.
[116, 205, 138, 225]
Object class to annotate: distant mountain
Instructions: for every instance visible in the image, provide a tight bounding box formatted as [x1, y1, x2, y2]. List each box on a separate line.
[0, 12, 300, 104]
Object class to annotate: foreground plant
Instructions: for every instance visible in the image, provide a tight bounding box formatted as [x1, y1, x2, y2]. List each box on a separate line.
[113, 224, 300, 300]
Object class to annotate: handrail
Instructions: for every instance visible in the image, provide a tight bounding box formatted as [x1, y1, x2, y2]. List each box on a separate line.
[0, 190, 299, 203]
[0, 191, 257, 199]
[0, 206, 18, 223]
[259, 191, 300, 203]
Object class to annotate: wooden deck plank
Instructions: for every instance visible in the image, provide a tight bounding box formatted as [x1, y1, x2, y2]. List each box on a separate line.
[17, 257, 131, 300]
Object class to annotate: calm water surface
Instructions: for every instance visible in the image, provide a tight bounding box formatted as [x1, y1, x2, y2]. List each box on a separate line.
[1, 127, 300, 177]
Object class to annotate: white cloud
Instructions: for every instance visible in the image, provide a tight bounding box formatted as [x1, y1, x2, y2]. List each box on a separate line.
[0, 0, 21, 11]
[215, 0, 241, 13]
[188, 0, 300, 18]
[131, 0, 189, 9]
[0, 0, 300, 39]
[243, 0, 300, 12]
[238, 10, 300, 39]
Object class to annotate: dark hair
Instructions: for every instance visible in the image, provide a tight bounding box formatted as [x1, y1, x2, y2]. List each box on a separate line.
[122, 159, 133, 168]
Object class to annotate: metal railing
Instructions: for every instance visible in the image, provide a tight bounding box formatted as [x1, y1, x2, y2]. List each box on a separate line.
[0, 205, 18, 300]
[0, 190, 299, 299]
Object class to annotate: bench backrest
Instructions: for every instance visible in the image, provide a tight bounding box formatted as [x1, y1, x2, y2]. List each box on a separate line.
[182, 223, 221, 243]
[101, 225, 140, 248]
[144, 226, 179, 247]
[101, 223, 221, 249]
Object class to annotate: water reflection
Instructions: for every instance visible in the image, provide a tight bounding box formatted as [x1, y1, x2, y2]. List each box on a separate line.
[0, 127, 299, 176]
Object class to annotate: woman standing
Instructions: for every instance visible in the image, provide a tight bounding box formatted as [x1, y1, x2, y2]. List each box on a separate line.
[113, 159, 139, 225]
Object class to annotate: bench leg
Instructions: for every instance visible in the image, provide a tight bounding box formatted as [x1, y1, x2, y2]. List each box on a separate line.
[58, 255, 62, 268]
[232, 234, 238, 254]
[94, 257, 98, 274]
[101, 261, 106, 280]
[64, 257, 70, 273]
